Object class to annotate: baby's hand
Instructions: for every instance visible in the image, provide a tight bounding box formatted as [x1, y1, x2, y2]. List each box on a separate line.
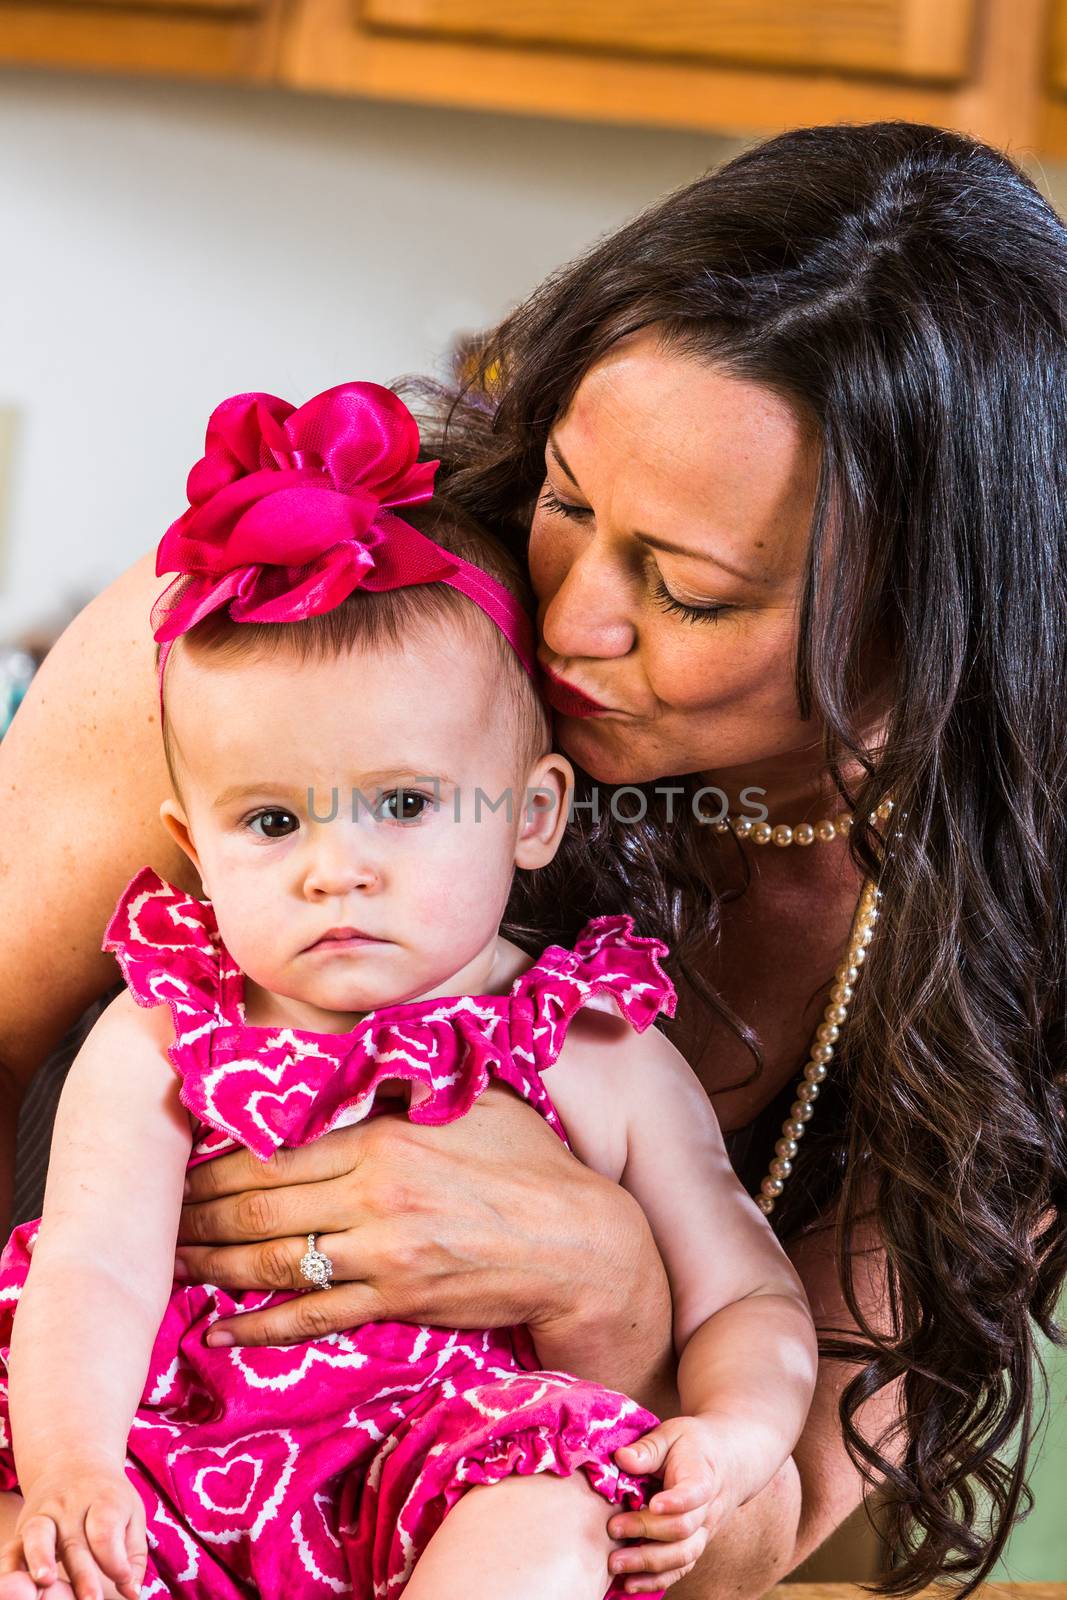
[608, 1417, 736, 1594]
[0, 1459, 146, 1600]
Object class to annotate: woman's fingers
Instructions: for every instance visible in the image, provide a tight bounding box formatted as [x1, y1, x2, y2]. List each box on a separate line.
[182, 1129, 363, 1205]
[177, 1234, 323, 1292]
[205, 1282, 389, 1347]
[178, 1175, 359, 1248]
[177, 1225, 377, 1295]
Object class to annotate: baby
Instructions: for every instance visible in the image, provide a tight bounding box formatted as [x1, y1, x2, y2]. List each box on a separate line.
[0, 384, 816, 1600]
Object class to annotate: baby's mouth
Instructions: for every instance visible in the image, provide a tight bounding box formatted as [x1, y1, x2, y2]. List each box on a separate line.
[303, 928, 386, 953]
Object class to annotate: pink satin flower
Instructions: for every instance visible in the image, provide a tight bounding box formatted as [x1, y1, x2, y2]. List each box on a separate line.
[150, 381, 536, 693]
[152, 383, 440, 642]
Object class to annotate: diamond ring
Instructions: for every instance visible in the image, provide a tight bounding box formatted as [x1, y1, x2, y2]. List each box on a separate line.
[299, 1233, 334, 1290]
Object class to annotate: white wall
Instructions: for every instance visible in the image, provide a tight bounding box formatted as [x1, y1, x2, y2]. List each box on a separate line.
[0, 70, 739, 637]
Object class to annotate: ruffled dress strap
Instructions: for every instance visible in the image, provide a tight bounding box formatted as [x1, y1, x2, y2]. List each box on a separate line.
[509, 914, 677, 1072]
[102, 866, 238, 1019]
[103, 868, 252, 1161]
[100, 878, 677, 1165]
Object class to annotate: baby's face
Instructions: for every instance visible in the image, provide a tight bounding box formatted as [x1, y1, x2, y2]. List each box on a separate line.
[160, 626, 568, 1029]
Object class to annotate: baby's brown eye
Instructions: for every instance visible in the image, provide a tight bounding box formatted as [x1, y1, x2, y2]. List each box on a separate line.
[377, 790, 430, 823]
[250, 810, 298, 839]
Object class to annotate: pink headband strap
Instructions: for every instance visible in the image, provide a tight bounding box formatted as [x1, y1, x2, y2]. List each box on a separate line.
[153, 382, 536, 719]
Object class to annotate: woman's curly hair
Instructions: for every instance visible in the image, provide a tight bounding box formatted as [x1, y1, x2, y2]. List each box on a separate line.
[408, 122, 1067, 1593]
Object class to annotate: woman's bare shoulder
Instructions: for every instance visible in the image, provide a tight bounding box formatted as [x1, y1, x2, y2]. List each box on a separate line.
[0, 553, 198, 1084]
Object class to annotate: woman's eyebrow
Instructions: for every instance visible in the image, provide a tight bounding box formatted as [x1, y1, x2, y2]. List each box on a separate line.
[634, 530, 761, 585]
[548, 436, 582, 487]
[548, 434, 761, 586]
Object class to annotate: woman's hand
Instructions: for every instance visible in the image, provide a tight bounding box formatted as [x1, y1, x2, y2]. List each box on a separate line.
[178, 1087, 674, 1399]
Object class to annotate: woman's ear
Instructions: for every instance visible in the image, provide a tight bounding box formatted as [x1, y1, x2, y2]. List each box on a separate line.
[159, 798, 208, 893]
[514, 751, 574, 871]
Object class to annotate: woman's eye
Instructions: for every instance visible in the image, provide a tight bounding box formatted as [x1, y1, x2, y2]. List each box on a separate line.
[376, 789, 432, 824]
[248, 809, 299, 839]
[538, 486, 593, 521]
[651, 576, 730, 625]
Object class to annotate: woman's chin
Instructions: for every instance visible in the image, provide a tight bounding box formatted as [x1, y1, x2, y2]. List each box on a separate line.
[554, 714, 671, 788]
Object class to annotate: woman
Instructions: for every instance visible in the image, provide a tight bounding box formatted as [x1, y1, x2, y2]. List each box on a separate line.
[1, 121, 1064, 1598]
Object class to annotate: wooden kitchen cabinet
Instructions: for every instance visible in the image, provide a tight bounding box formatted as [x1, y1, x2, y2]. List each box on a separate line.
[360, 0, 977, 83]
[0, 0, 284, 83]
[1039, 0, 1067, 152]
[0, 0, 1064, 158]
[279, 0, 1050, 153]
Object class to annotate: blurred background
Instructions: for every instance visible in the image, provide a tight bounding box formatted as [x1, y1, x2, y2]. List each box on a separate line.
[1, 1, 1065, 1582]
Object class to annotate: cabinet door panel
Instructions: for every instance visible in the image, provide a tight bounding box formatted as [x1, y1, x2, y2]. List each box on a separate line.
[361, 0, 978, 82]
[0, 0, 280, 79]
[1049, 0, 1067, 94]
[43, 0, 261, 10]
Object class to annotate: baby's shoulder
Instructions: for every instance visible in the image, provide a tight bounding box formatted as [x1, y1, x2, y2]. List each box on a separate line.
[60, 983, 178, 1111]
[87, 984, 177, 1061]
[548, 1009, 692, 1181]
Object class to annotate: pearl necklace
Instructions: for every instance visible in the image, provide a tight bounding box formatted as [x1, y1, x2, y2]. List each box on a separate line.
[755, 876, 881, 1215]
[713, 798, 894, 848]
[710, 793, 895, 1216]
[706, 796, 890, 1215]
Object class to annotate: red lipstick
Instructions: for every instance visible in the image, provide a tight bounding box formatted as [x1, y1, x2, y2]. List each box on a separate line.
[540, 666, 610, 719]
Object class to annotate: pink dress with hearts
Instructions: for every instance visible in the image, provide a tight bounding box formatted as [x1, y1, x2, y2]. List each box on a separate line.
[0, 867, 677, 1600]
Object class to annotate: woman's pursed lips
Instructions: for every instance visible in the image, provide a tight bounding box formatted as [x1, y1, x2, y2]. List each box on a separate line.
[538, 663, 618, 718]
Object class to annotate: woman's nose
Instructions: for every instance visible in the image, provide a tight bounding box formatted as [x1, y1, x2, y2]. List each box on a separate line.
[538, 536, 637, 662]
[302, 822, 382, 899]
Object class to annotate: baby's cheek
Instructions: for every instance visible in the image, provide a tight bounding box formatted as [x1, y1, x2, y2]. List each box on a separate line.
[410, 826, 512, 933]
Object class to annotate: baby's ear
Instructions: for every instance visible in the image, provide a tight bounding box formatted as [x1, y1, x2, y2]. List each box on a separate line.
[159, 798, 207, 887]
[514, 751, 574, 871]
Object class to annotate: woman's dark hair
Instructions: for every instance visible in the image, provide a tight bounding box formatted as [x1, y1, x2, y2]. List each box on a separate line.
[414, 122, 1067, 1593]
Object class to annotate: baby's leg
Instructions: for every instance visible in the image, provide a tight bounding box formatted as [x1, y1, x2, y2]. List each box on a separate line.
[405, 1471, 618, 1600]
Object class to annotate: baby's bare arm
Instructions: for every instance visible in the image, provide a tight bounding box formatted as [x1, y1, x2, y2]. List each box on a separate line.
[10, 990, 191, 1487]
[5, 991, 190, 1598]
[0, 554, 197, 1222]
[549, 1016, 817, 1591]
[618, 1032, 817, 1474]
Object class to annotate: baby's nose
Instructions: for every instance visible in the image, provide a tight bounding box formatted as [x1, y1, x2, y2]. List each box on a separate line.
[303, 825, 382, 897]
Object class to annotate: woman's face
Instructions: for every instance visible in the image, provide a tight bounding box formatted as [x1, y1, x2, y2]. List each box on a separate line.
[529, 330, 822, 792]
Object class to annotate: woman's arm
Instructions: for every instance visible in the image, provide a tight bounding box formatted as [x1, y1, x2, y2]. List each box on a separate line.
[0, 554, 197, 1222]
[5, 990, 191, 1596]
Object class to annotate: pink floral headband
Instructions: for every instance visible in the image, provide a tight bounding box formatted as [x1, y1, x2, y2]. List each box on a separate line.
[152, 381, 536, 718]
